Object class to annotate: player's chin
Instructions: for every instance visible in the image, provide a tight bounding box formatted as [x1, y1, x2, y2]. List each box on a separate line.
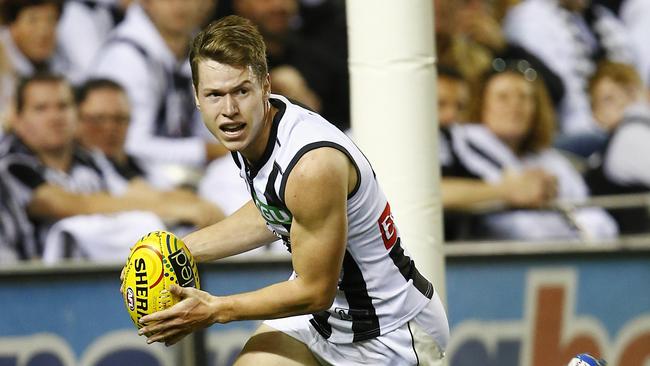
[219, 139, 249, 153]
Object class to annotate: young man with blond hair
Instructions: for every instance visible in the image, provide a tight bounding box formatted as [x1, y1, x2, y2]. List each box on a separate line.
[136, 16, 449, 365]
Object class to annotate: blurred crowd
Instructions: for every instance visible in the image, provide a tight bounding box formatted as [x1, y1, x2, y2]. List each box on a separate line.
[0, 0, 648, 263]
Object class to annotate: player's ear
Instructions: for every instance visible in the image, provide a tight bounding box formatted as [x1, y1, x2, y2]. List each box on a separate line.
[263, 73, 271, 98]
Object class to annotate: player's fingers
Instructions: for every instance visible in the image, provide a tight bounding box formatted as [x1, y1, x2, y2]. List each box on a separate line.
[168, 285, 186, 297]
[139, 316, 181, 336]
[146, 328, 181, 344]
[140, 306, 177, 325]
[164, 331, 191, 347]
[170, 284, 201, 299]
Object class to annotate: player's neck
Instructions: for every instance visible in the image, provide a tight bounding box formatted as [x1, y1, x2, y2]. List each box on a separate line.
[242, 105, 277, 166]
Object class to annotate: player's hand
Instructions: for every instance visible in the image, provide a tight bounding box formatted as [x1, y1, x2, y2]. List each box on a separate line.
[138, 285, 220, 346]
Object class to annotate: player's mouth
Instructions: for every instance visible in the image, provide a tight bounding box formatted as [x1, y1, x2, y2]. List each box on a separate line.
[220, 122, 246, 137]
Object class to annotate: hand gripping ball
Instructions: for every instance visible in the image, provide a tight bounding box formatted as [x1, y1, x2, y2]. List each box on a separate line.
[121, 231, 200, 329]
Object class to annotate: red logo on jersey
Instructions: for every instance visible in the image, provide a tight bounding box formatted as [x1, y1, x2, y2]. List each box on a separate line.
[378, 202, 399, 249]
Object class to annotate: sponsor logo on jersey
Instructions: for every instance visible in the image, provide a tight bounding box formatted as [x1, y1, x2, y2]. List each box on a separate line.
[253, 195, 292, 225]
[378, 202, 399, 249]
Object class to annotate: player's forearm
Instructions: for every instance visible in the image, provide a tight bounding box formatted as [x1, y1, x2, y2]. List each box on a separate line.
[213, 277, 335, 324]
[183, 200, 277, 262]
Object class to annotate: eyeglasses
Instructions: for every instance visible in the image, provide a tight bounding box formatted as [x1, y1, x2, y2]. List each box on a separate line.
[491, 58, 538, 82]
[80, 114, 130, 125]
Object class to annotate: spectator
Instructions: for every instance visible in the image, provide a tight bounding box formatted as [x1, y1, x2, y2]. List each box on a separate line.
[233, 0, 350, 130]
[434, 0, 565, 107]
[0, 0, 79, 93]
[437, 66, 471, 128]
[585, 61, 650, 233]
[503, 0, 636, 155]
[57, 0, 133, 76]
[89, 0, 226, 188]
[0, 74, 221, 260]
[442, 60, 617, 241]
[75, 78, 139, 180]
[0, 173, 32, 262]
[75, 78, 225, 223]
[0, 40, 15, 138]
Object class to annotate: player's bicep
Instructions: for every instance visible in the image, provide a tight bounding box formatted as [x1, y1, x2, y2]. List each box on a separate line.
[285, 148, 350, 300]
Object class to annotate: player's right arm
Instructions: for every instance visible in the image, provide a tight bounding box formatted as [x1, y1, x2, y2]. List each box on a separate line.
[182, 200, 278, 262]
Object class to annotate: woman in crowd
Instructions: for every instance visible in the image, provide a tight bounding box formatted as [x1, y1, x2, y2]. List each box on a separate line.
[442, 58, 617, 241]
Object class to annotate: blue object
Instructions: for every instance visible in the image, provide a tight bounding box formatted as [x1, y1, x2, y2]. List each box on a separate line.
[569, 353, 607, 366]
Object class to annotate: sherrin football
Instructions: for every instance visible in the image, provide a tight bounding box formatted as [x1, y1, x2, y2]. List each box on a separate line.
[121, 231, 200, 329]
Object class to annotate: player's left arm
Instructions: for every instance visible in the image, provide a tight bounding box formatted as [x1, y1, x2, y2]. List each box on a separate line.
[138, 147, 354, 345]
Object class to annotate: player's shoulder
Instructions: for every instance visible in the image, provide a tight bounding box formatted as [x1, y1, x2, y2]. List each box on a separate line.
[283, 146, 350, 211]
[273, 95, 339, 149]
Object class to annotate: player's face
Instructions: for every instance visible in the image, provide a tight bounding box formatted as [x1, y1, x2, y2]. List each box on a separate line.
[437, 76, 470, 127]
[142, 0, 203, 37]
[16, 81, 77, 153]
[78, 88, 131, 159]
[9, 3, 59, 63]
[195, 60, 272, 161]
[482, 72, 535, 150]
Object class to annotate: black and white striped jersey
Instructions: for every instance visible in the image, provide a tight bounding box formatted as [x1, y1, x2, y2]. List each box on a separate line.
[231, 95, 435, 343]
[0, 134, 127, 257]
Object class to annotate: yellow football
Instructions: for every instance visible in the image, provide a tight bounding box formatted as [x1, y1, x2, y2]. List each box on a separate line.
[121, 231, 200, 329]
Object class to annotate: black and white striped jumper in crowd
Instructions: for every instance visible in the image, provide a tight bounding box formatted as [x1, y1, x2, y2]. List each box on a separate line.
[439, 123, 618, 240]
[231, 94, 436, 344]
[0, 134, 123, 258]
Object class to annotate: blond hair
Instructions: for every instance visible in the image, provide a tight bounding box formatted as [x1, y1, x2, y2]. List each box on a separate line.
[189, 15, 268, 90]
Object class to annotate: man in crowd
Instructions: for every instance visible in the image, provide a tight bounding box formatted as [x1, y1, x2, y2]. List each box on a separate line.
[0, 74, 222, 259]
[89, 0, 226, 188]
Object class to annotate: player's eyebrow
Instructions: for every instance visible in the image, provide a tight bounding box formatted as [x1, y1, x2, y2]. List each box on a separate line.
[201, 80, 254, 95]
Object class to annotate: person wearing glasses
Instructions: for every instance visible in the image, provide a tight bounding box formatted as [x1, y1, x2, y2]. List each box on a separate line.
[441, 59, 617, 241]
[75, 77, 225, 222]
